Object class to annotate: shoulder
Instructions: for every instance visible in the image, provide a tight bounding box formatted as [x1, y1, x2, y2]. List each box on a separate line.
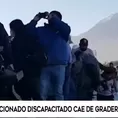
[72, 47, 79, 54]
[87, 48, 94, 53]
[86, 48, 94, 56]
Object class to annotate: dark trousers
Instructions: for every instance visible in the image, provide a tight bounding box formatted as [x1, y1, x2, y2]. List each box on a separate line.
[97, 94, 114, 100]
[14, 68, 41, 100]
[76, 91, 93, 100]
[0, 69, 17, 100]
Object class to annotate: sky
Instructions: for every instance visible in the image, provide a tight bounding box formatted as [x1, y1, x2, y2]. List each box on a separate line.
[0, 0, 118, 62]
[0, 0, 118, 36]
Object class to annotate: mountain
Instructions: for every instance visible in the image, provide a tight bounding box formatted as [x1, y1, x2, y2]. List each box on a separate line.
[72, 13, 118, 63]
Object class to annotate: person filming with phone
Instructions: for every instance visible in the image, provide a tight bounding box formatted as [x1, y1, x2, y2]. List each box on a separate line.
[32, 11, 71, 100]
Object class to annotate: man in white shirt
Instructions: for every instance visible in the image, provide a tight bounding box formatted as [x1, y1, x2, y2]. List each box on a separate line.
[71, 38, 100, 100]
[72, 38, 94, 63]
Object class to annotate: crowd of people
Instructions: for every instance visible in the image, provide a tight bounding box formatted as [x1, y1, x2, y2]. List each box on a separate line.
[0, 10, 117, 100]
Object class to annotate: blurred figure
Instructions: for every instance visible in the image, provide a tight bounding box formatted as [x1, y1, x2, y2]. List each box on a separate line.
[10, 19, 46, 100]
[116, 66, 118, 80]
[35, 11, 71, 100]
[97, 69, 117, 100]
[71, 38, 100, 100]
[0, 23, 12, 68]
[109, 62, 114, 68]
[116, 66, 118, 71]
[0, 23, 17, 100]
[63, 39, 72, 100]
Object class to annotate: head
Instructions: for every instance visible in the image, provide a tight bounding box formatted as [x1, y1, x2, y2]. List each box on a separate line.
[48, 11, 62, 25]
[102, 71, 113, 80]
[109, 62, 114, 67]
[79, 38, 88, 51]
[50, 11, 62, 20]
[103, 66, 116, 80]
[9, 19, 24, 37]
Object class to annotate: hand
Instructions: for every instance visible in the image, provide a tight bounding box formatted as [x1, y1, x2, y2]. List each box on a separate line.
[42, 12, 49, 19]
[33, 14, 41, 22]
[33, 12, 49, 21]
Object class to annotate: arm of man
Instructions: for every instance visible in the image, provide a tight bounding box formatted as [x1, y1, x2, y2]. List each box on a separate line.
[99, 62, 116, 73]
[49, 17, 71, 41]
[26, 14, 42, 28]
[25, 13, 44, 38]
[26, 12, 48, 28]
[99, 62, 105, 70]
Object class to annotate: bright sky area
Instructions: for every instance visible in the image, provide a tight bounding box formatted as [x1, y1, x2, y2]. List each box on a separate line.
[0, 0, 118, 36]
[0, 0, 118, 62]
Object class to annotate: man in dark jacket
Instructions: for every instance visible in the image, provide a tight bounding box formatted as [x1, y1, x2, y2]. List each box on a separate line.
[33, 11, 71, 100]
[9, 18, 46, 100]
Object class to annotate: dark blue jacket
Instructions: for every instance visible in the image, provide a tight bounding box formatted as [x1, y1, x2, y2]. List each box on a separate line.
[37, 17, 71, 65]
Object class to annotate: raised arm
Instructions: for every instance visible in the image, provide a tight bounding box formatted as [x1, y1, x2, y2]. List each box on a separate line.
[26, 13, 42, 28]
[26, 12, 48, 28]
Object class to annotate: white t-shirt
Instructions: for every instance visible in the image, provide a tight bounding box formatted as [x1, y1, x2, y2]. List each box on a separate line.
[72, 47, 94, 63]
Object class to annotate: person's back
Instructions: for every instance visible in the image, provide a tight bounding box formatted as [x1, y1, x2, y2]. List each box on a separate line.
[97, 71, 116, 100]
[0, 23, 12, 68]
[10, 21, 33, 72]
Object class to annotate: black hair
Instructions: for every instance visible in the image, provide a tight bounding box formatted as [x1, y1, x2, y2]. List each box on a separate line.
[50, 11, 62, 20]
[80, 38, 88, 45]
[10, 19, 25, 36]
[109, 62, 113, 65]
